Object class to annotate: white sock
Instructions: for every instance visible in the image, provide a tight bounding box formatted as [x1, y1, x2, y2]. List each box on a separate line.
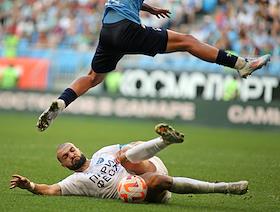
[234, 57, 246, 70]
[170, 177, 228, 194]
[125, 137, 169, 163]
[56, 99, 66, 111]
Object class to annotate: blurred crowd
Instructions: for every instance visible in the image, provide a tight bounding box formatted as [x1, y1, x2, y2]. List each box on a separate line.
[0, 0, 279, 57]
[0, 0, 105, 53]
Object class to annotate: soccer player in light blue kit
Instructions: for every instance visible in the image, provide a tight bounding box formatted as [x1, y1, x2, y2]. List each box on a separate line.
[37, 0, 271, 131]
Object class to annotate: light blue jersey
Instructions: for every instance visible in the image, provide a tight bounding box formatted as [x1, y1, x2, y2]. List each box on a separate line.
[103, 0, 144, 24]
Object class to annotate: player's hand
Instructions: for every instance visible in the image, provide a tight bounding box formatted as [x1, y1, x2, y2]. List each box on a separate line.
[10, 174, 32, 190]
[150, 7, 171, 19]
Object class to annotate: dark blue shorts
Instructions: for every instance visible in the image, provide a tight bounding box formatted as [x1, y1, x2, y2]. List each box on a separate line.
[91, 19, 168, 73]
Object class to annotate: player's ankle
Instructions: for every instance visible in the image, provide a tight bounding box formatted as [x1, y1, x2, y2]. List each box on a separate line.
[234, 57, 246, 70]
[58, 88, 78, 107]
[56, 99, 66, 111]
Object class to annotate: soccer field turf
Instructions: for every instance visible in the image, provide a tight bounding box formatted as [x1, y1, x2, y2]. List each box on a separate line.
[1, 112, 279, 212]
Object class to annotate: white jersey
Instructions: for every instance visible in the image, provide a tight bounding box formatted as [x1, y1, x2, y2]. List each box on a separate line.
[57, 144, 130, 199]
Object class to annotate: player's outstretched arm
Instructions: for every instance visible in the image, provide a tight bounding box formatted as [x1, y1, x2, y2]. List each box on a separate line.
[141, 3, 171, 19]
[10, 174, 61, 196]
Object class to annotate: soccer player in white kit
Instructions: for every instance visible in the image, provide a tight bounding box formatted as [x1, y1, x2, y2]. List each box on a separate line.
[10, 123, 248, 203]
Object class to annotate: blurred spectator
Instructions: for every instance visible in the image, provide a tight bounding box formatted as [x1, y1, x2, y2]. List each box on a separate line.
[0, 64, 21, 89]
[223, 75, 240, 101]
[104, 71, 123, 94]
[3, 31, 19, 58]
[203, 0, 217, 13]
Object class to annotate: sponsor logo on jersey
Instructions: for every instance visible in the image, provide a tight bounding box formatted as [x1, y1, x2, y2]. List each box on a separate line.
[96, 157, 104, 164]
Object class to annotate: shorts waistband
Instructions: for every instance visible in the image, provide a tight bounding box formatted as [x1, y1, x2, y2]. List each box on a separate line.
[102, 19, 136, 28]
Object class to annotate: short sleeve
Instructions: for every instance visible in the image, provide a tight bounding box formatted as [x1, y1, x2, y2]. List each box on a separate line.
[57, 174, 83, 196]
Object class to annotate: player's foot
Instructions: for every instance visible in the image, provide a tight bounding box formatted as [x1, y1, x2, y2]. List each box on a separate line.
[238, 54, 271, 78]
[155, 123, 184, 144]
[226, 181, 248, 195]
[36, 99, 65, 132]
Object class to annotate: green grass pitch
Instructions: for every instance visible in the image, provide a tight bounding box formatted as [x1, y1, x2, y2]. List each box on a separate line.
[1, 112, 279, 212]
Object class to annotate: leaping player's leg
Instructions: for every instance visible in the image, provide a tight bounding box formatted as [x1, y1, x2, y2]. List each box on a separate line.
[36, 19, 125, 132]
[166, 30, 271, 78]
[36, 70, 106, 132]
[124, 123, 184, 163]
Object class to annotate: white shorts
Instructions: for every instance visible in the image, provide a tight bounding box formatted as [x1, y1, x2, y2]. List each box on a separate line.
[149, 156, 169, 175]
[149, 156, 172, 203]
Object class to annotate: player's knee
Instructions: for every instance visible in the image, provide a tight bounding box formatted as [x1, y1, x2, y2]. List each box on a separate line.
[87, 70, 105, 87]
[182, 34, 198, 50]
[147, 175, 172, 191]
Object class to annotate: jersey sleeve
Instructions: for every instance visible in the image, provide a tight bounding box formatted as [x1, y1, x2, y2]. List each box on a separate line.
[57, 174, 84, 196]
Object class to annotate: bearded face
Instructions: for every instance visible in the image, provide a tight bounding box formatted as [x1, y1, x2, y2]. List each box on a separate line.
[57, 143, 88, 171]
[68, 153, 87, 170]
